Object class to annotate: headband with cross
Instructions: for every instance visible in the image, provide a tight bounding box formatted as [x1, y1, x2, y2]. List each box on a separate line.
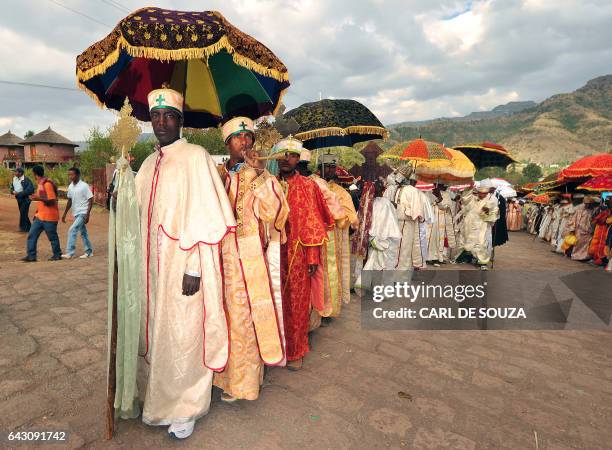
[147, 88, 184, 116]
[221, 117, 255, 143]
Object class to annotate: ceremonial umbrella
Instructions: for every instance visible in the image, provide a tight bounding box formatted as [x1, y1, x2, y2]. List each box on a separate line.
[577, 174, 612, 191]
[558, 153, 612, 181]
[384, 138, 452, 163]
[533, 193, 551, 204]
[76, 7, 290, 127]
[283, 99, 388, 150]
[417, 148, 476, 185]
[453, 141, 517, 169]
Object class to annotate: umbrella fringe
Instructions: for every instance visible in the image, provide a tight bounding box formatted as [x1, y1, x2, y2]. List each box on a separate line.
[76, 79, 109, 110]
[273, 87, 288, 116]
[295, 125, 387, 142]
[345, 125, 389, 140]
[77, 35, 289, 84]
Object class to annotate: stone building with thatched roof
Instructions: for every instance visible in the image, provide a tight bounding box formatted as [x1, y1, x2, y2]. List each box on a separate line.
[20, 127, 78, 166]
[0, 130, 25, 169]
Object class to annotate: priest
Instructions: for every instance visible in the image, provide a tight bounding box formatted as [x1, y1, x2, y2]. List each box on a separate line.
[272, 137, 334, 370]
[135, 88, 236, 439]
[214, 117, 289, 402]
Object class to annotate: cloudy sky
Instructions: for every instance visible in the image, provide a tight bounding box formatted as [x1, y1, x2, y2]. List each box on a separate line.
[1, 0, 611, 141]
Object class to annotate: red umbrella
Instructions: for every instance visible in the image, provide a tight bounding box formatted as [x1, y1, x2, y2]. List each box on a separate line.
[577, 174, 612, 191]
[533, 193, 551, 204]
[559, 153, 612, 180]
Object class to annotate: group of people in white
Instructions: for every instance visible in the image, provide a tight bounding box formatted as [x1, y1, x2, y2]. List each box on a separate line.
[354, 166, 507, 287]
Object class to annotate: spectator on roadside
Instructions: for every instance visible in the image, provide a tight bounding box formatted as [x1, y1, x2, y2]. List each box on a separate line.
[10, 167, 35, 232]
[23, 165, 62, 262]
[61, 167, 94, 259]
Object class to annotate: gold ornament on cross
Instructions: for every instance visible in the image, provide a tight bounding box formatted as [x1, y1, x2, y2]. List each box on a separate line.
[109, 98, 141, 169]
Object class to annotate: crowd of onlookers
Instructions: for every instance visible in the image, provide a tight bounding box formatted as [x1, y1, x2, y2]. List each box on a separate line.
[518, 193, 612, 270]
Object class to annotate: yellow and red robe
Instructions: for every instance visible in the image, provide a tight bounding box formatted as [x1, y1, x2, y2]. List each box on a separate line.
[214, 164, 288, 399]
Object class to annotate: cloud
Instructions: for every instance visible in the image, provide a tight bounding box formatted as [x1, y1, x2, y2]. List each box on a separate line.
[0, 0, 611, 141]
[418, 1, 488, 54]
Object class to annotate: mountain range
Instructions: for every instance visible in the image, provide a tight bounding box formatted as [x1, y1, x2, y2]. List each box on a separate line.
[388, 75, 612, 165]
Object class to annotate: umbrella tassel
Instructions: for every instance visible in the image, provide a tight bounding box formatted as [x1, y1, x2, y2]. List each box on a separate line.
[78, 35, 289, 83]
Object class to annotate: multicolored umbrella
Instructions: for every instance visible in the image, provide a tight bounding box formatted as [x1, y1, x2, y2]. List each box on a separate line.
[384, 138, 452, 163]
[453, 142, 517, 169]
[76, 7, 290, 128]
[577, 174, 612, 191]
[559, 153, 612, 181]
[283, 99, 388, 150]
[417, 148, 475, 185]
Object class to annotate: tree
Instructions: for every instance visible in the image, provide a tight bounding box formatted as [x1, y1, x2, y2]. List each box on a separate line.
[183, 128, 226, 154]
[475, 166, 525, 185]
[78, 127, 115, 181]
[130, 140, 155, 172]
[522, 162, 543, 182]
[24, 130, 35, 139]
[310, 147, 365, 171]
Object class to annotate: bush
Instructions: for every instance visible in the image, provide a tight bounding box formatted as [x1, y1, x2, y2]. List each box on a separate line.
[131, 140, 155, 171]
[0, 166, 13, 190]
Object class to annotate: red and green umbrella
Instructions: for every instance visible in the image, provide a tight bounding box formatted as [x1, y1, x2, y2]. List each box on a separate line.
[76, 7, 290, 128]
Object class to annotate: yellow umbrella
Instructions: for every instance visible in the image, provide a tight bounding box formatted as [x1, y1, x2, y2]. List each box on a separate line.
[417, 148, 476, 185]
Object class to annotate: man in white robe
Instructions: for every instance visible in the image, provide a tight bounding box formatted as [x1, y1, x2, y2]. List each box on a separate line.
[554, 198, 577, 253]
[456, 182, 499, 269]
[383, 171, 400, 205]
[355, 181, 402, 289]
[134, 89, 236, 439]
[394, 168, 425, 270]
[418, 187, 434, 269]
[427, 184, 457, 265]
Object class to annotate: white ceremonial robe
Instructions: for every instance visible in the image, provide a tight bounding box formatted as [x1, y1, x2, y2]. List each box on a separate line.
[135, 138, 236, 426]
[395, 184, 424, 270]
[457, 191, 499, 265]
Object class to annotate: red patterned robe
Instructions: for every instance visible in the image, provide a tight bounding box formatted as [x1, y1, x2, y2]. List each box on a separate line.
[589, 209, 612, 265]
[280, 172, 334, 361]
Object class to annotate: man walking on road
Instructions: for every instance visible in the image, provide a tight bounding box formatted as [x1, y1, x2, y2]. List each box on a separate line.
[61, 167, 94, 259]
[10, 167, 35, 232]
[23, 165, 62, 262]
